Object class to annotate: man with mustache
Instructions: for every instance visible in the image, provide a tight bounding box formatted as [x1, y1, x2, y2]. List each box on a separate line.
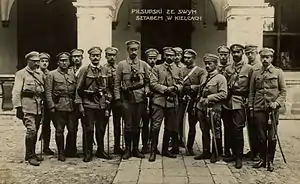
[114, 40, 151, 160]
[250, 48, 286, 172]
[104, 46, 124, 155]
[149, 47, 183, 162]
[223, 44, 253, 169]
[12, 51, 45, 166]
[216, 46, 232, 160]
[194, 54, 227, 163]
[70, 49, 84, 76]
[39, 52, 55, 155]
[180, 49, 206, 156]
[45, 52, 77, 161]
[244, 44, 262, 161]
[141, 48, 160, 154]
[76, 47, 112, 162]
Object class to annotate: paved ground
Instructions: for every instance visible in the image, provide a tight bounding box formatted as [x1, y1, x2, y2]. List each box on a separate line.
[1, 113, 300, 184]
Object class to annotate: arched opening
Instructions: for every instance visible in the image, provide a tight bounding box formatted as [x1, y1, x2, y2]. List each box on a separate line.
[17, 0, 77, 70]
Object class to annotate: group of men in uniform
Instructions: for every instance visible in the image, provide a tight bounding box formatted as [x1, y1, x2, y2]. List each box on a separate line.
[12, 40, 286, 172]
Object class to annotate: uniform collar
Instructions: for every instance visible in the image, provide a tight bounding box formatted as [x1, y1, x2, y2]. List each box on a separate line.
[25, 66, 39, 74]
[106, 62, 117, 69]
[127, 57, 139, 64]
[261, 64, 275, 74]
[175, 62, 184, 68]
[57, 67, 69, 74]
[164, 62, 174, 68]
[90, 63, 101, 69]
[219, 62, 230, 68]
[208, 69, 218, 77]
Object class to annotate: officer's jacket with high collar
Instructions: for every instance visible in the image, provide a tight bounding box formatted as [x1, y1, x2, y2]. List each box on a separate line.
[114, 58, 151, 104]
[75, 64, 110, 110]
[105, 63, 117, 99]
[45, 68, 76, 112]
[248, 64, 287, 111]
[223, 60, 253, 110]
[12, 66, 45, 115]
[150, 62, 183, 108]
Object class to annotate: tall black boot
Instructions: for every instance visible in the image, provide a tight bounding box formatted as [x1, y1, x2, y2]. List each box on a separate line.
[171, 131, 179, 154]
[56, 135, 66, 162]
[267, 140, 277, 172]
[149, 131, 159, 162]
[123, 132, 132, 160]
[234, 138, 243, 169]
[132, 130, 145, 158]
[187, 134, 195, 156]
[65, 131, 77, 157]
[162, 130, 176, 158]
[96, 132, 112, 160]
[25, 137, 40, 166]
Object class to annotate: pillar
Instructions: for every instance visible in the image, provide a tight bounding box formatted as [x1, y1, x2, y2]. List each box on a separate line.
[73, 0, 116, 65]
[225, 0, 267, 48]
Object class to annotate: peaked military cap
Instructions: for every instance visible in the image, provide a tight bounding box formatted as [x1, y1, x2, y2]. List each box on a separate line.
[173, 47, 183, 54]
[70, 49, 84, 56]
[145, 48, 159, 56]
[125, 40, 140, 47]
[217, 45, 230, 53]
[203, 53, 219, 63]
[230, 44, 245, 51]
[57, 52, 70, 60]
[163, 47, 176, 55]
[39, 52, 51, 60]
[105, 47, 119, 54]
[245, 44, 258, 53]
[184, 49, 197, 57]
[25, 51, 40, 61]
[259, 48, 275, 56]
[88, 46, 102, 54]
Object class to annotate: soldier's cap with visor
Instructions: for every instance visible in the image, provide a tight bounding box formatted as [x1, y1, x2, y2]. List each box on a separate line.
[125, 40, 140, 48]
[259, 48, 275, 56]
[217, 45, 230, 53]
[25, 51, 40, 61]
[245, 44, 258, 53]
[230, 44, 245, 52]
[56, 52, 70, 60]
[39, 52, 51, 60]
[173, 47, 183, 54]
[145, 48, 159, 57]
[88, 46, 102, 55]
[70, 49, 84, 56]
[163, 47, 176, 55]
[105, 47, 119, 55]
[203, 53, 219, 63]
[184, 49, 197, 57]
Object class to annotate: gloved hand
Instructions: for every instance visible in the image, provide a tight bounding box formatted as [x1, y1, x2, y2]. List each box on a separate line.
[200, 98, 209, 106]
[164, 86, 176, 95]
[16, 107, 24, 120]
[78, 104, 85, 117]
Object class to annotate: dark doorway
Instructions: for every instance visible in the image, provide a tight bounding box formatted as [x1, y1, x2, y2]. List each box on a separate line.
[141, 0, 193, 62]
[17, 0, 77, 70]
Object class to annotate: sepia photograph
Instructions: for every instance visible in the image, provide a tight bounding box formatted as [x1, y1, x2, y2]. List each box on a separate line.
[0, 0, 300, 183]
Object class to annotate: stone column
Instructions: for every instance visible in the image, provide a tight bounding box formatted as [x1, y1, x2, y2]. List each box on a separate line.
[73, 0, 116, 65]
[225, 0, 267, 48]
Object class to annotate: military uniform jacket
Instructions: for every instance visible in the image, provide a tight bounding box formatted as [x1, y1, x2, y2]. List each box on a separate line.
[150, 62, 183, 108]
[218, 62, 230, 76]
[196, 70, 227, 111]
[12, 66, 45, 115]
[224, 61, 253, 110]
[181, 64, 206, 98]
[46, 68, 76, 112]
[75, 64, 110, 110]
[248, 64, 287, 111]
[248, 58, 262, 70]
[175, 62, 185, 70]
[105, 63, 117, 101]
[114, 58, 151, 103]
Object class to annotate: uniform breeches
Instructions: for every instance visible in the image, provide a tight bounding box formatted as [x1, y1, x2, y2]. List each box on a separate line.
[151, 104, 178, 133]
[122, 102, 145, 134]
[111, 104, 122, 147]
[23, 113, 41, 139]
[222, 108, 233, 154]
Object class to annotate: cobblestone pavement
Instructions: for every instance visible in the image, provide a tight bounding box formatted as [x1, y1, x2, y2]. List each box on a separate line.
[0, 114, 300, 184]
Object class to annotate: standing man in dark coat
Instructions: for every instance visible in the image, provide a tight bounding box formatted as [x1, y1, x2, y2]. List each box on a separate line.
[223, 44, 253, 169]
[104, 46, 124, 155]
[194, 54, 227, 163]
[114, 40, 151, 160]
[76, 46, 112, 162]
[149, 47, 183, 162]
[250, 48, 287, 172]
[45, 52, 77, 161]
[39, 52, 55, 155]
